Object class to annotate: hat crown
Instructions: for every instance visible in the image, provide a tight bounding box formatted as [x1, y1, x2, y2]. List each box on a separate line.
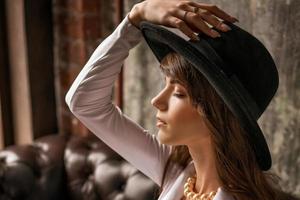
[199, 22, 279, 119]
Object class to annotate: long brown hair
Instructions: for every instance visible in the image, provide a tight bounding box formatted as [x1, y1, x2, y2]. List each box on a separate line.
[155, 52, 283, 200]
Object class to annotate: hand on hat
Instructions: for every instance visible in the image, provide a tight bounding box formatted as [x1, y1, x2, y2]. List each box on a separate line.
[128, 0, 239, 41]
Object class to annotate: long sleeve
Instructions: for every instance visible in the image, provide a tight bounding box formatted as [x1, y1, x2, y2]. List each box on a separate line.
[65, 12, 172, 187]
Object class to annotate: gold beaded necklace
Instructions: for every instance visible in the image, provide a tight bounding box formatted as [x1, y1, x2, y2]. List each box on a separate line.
[183, 174, 217, 200]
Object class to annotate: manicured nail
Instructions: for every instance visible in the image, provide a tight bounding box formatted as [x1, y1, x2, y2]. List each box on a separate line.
[220, 23, 231, 31]
[211, 29, 221, 38]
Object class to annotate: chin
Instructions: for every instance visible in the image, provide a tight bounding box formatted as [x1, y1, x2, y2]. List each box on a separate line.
[156, 130, 170, 144]
[156, 130, 179, 146]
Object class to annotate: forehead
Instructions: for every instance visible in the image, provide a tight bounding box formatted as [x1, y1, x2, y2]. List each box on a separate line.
[164, 76, 185, 87]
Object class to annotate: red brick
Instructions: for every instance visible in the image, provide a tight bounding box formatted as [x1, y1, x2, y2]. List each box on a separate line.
[56, 12, 84, 39]
[83, 16, 102, 40]
[60, 109, 72, 134]
[55, 0, 81, 12]
[71, 0, 101, 13]
[70, 41, 87, 66]
[53, 0, 67, 9]
[59, 40, 87, 66]
[56, 0, 101, 15]
[59, 66, 82, 91]
[54, 0, 108, 137]
[66, 0, 82, 12]
[57, 14, 102, 40]
[81, 0, 101, 13]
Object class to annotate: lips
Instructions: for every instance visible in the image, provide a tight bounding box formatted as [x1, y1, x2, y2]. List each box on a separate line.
[156, 116, 167, 125]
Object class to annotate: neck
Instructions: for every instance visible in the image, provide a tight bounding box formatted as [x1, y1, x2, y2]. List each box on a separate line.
[187, 138, 222, 195]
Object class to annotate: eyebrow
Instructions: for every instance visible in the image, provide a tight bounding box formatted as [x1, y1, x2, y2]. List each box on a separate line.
[164, 76, 184, 85]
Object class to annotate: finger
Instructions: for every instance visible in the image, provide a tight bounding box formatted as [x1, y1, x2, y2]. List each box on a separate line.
[187, 2, 238, 23]
[174, 1, 195, 12]
[199, 10, 232, 32]
[166, 16, 199, 41]
[186, 12, 221, 38]
[172, 9, 220, 38]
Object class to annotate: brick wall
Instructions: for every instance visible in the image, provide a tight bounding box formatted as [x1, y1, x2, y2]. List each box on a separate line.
[53, 0, 115, 136]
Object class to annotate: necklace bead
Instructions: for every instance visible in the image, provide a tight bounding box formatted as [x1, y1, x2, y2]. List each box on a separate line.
[183, 175, 216, 200]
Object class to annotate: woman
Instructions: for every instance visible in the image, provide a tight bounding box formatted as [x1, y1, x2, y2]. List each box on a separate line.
[65, 0, 286, 199]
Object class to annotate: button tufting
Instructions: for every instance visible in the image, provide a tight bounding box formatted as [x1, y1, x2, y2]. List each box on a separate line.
[88, 174, 94, 181]
[118, 181, 126, 191]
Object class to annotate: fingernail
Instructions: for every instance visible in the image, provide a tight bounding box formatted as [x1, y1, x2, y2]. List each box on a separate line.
[220, 23, 231, 31]
[211, 29, 221, 38]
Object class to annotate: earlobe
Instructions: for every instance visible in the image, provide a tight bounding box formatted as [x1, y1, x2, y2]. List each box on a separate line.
[196, 105, 205, 117]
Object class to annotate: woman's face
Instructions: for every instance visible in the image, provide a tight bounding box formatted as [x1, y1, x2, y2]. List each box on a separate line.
[151, 76, 212, 146]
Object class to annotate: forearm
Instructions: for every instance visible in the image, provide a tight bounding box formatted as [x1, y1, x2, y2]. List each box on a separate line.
[65, 13, 143, 112]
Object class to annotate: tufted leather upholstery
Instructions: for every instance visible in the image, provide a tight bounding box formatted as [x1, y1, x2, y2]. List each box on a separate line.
[0, 134, 159, 200]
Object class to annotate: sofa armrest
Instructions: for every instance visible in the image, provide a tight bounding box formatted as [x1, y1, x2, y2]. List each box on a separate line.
[0, 133, 160, 200]
[64, 134, 159, 200]
[0, 134, 68, 200]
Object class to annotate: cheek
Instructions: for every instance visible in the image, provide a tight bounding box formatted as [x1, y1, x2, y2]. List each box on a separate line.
[179, 112, 203, 135]
[158, 100, 208, 145]
[168, 100, 203, 132]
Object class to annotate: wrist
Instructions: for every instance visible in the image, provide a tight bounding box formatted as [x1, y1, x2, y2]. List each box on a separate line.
[128, 3, 144, 29]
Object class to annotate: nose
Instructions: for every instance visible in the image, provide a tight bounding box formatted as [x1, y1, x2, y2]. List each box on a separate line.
[151, 90, 168, 111]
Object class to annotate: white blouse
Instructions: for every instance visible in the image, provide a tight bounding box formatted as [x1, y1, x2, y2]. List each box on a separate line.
[65, 11, 234, 200]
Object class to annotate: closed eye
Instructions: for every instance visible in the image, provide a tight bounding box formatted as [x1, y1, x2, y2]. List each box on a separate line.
[173, 93, 186, 98]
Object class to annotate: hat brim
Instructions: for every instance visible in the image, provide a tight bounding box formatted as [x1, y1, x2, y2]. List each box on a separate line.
[140, 21, 271, 171]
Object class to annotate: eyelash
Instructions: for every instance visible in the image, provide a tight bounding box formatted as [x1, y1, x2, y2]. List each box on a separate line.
[173, 93, 185, 98]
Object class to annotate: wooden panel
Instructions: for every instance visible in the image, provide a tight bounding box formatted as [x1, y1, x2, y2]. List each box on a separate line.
[0, 102, 3, 149]
[6, 0, 33, 145]
[0, 0, 14, 147]
[24, 0, 58, 138]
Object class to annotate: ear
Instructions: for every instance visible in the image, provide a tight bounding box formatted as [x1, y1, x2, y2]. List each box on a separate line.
[196, 104, 206, 117]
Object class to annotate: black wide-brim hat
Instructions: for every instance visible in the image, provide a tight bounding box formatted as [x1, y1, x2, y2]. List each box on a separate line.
[140, 20, 279, 171]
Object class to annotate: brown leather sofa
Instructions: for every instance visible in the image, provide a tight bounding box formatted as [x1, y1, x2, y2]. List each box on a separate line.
[0, 133, 159, 200]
